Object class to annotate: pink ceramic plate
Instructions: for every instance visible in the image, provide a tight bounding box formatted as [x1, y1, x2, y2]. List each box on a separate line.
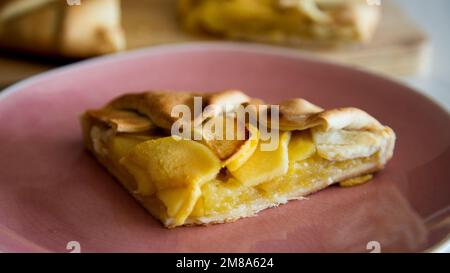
[0, 43, 449, 253]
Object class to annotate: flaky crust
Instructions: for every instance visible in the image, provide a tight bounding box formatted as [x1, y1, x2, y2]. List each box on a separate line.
[104, 90, 388, 133]
[107, 90, 251, 130]
[82, 89, 396, 227]
[99, 90, 394, 155]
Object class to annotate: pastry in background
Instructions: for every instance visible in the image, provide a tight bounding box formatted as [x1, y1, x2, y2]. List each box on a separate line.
[0, 0, 125, 58]
[178, 0, 381, 46]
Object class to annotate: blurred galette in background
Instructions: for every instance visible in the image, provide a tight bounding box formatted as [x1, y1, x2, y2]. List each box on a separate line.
[0, 0, 125, 58]
[178, 0, 381, 46]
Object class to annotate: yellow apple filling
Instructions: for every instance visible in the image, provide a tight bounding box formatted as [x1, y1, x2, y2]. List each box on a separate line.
[104, 127, 377, 226]
[257, 155, 373, 196]
[229, 131, 291, 187]
[339, 174, 373, 187]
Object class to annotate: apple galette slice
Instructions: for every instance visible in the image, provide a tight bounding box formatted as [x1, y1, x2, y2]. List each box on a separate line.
[81, 90, 395, 228]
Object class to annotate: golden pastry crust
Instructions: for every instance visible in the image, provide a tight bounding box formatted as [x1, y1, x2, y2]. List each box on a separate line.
[81, 89, 396, 228]
[0, 0, 125, 57]
[107, 90, 251, 130]
[87, 108, 155, 133]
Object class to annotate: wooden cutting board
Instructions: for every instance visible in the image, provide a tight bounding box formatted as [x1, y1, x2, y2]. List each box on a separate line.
[0, 0, 428, 87]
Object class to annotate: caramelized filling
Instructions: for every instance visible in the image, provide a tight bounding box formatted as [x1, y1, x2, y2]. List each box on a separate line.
[103, 127, 377, 224]
[179, 0, 366, 42]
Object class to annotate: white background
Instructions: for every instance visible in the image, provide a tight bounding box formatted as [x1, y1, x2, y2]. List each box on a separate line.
[395, 0, 450, 252]
[395, 0, 450, 111]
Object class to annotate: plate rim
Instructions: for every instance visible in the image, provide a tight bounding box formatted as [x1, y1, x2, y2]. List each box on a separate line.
[1, 42, 449, 116]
